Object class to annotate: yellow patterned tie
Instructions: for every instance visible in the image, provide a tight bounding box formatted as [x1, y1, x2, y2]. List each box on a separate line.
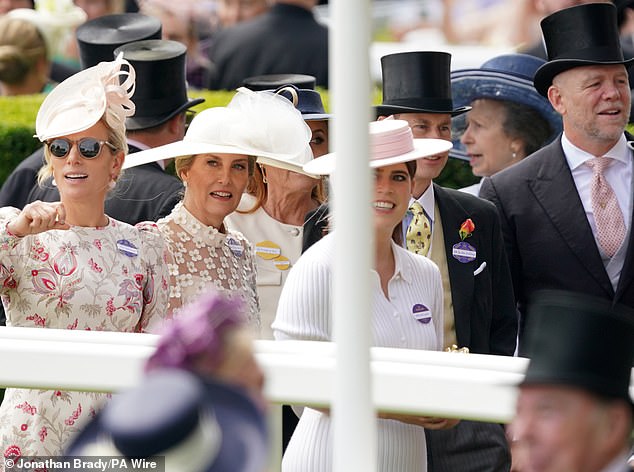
[406, 201, 431, 256]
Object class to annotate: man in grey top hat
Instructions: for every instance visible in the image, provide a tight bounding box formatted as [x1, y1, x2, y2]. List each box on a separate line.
[511, 290, 634, 472]
[480, 2, 634, 347]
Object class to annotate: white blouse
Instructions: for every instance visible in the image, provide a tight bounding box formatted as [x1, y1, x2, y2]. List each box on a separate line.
[157, 202, 260, 330]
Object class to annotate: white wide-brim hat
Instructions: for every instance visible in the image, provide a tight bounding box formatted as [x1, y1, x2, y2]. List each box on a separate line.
[124, 88, 315, 177]
[303, 120, 453, 175]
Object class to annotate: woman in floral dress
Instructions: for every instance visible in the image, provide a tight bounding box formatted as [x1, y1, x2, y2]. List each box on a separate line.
[0, 56, 170, 461]
[124, 87, 312, 333]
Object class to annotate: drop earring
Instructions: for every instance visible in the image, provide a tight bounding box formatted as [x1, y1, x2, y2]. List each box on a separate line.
[260, 165, 267, 184]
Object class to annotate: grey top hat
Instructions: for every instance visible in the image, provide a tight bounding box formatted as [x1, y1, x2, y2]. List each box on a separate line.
[521, 290, 634, 403]
[114, 39, 205, 131]
[76, 13, 162, 70]
[533, 3, 634, 97]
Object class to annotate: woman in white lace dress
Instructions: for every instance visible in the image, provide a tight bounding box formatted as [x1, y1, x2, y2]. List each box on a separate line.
[0, 56, 170, 461]
[124, 88, 312, 332]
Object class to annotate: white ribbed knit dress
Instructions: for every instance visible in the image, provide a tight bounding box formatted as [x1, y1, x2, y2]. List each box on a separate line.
[273, 232, 444, 472]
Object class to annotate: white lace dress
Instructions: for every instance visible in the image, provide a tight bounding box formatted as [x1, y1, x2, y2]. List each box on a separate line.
[157, 202, 260, 330]
[0, 207, 170, 461]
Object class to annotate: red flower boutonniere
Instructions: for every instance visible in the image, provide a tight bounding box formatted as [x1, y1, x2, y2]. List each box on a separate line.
[459, 219, 475, 241]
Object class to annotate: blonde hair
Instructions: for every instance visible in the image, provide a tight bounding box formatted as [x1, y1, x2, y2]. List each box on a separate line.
[0, 16, 47, 85]
[37, 117, 127, 186]
[175, 154, 256, 180]
[242, 164, 326, 214]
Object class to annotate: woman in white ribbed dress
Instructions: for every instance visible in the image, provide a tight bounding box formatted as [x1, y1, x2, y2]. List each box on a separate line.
[272, 120, 458, 472]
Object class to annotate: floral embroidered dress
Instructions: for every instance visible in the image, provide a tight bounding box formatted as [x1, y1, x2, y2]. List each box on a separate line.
[157, 202, 260, 331]
[0, 207, 170, 461]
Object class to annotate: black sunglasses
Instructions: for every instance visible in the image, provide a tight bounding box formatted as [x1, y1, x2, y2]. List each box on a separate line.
[46, 137, 117, 160]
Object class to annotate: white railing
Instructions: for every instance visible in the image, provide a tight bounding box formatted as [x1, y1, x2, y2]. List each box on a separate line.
[0, 326, 524, 423]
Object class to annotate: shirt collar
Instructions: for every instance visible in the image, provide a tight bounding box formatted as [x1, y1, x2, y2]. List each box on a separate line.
[410, 184, 435, 223]
[391, 239, 414, 284]
[562, 133, 629, 171]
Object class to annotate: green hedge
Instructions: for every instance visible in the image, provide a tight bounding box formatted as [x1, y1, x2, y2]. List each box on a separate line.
[0, 89, 478, 190]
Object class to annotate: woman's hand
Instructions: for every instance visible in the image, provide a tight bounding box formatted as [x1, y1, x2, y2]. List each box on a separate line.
[378, 412, 460, 430]
[7, 201, 70, 237]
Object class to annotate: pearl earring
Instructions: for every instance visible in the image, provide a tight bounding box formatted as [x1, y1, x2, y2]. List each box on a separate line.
[512, 152, 517, 159]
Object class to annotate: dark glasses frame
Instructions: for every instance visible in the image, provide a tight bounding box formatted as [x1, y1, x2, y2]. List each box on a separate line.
[46, 137, 118, 160]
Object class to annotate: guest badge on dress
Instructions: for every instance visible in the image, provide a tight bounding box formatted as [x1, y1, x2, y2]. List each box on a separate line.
[274, 255, 290, 271]
[255, 240, 281, 260]
[452, 242, 477, 263]
[412, 303, 432, 324]
[116, 239, 138, 258]
[226, 237, 244, 258]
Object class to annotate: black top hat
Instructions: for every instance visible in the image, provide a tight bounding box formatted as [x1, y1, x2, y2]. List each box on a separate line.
[533, 3, 634, 97]
[76, 13, 162, 70]
[521, 290, 634, 403]
[242, 74, 317, 91]
[114, 39, 205, 131]
[65, 369, 268, 471]
[273, 84, 331, 121]
[376, 51, 470, 117]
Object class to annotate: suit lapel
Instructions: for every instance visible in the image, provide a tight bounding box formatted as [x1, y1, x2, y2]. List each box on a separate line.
[527, 140, 614, 297]
[434, 185, 473, 347]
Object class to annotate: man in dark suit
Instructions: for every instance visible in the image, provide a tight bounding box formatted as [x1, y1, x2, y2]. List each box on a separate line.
[480, 3, 634, 347]
[208, 0, 328, 90]
[511, 290, 634, 472]
[376, 51, 517, 472]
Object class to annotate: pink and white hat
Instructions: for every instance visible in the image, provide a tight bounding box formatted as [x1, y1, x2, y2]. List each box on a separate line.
[303, 119, 452, 175]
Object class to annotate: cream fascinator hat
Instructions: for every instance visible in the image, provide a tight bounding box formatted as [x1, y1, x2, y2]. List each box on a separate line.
[123, 87, 314, 177]
[35, 54, 136, 142]
[303, 119, 452, 175]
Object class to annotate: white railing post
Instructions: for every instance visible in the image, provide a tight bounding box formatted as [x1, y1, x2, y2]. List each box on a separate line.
[330, 1, 374, 471]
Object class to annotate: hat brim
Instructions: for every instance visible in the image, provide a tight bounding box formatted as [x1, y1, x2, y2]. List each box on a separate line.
[303, 138, 452, 175]
[123, 135, 304, 170]
[257, 155, 320, 179]
[65, 377, 268, 471]
[123, 140, 258, 169]
[303, 113, 332, 121]
[534, 58, 634, 97]
[126, 97, 205, 131]
[375, 104, 471, 118]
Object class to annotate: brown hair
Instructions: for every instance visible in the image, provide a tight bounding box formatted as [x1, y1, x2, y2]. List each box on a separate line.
[391, 159, 417, 245]
[0, 17, 47, 85]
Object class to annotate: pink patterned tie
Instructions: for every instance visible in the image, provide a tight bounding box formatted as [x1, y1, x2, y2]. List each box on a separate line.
[586, 156, 626, 258]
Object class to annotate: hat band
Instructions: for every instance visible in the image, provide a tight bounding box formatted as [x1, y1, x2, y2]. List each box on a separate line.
[371, 124, 415, 161]
[549, 45, 625, 63]
[382, 97, 455, 112]
[132, 93, 189, 118]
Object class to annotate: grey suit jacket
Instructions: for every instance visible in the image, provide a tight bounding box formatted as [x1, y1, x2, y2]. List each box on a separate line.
[480, 134, 634, 346]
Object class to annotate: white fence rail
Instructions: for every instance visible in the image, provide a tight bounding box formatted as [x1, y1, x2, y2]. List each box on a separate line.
[0, 326, 525, 423]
